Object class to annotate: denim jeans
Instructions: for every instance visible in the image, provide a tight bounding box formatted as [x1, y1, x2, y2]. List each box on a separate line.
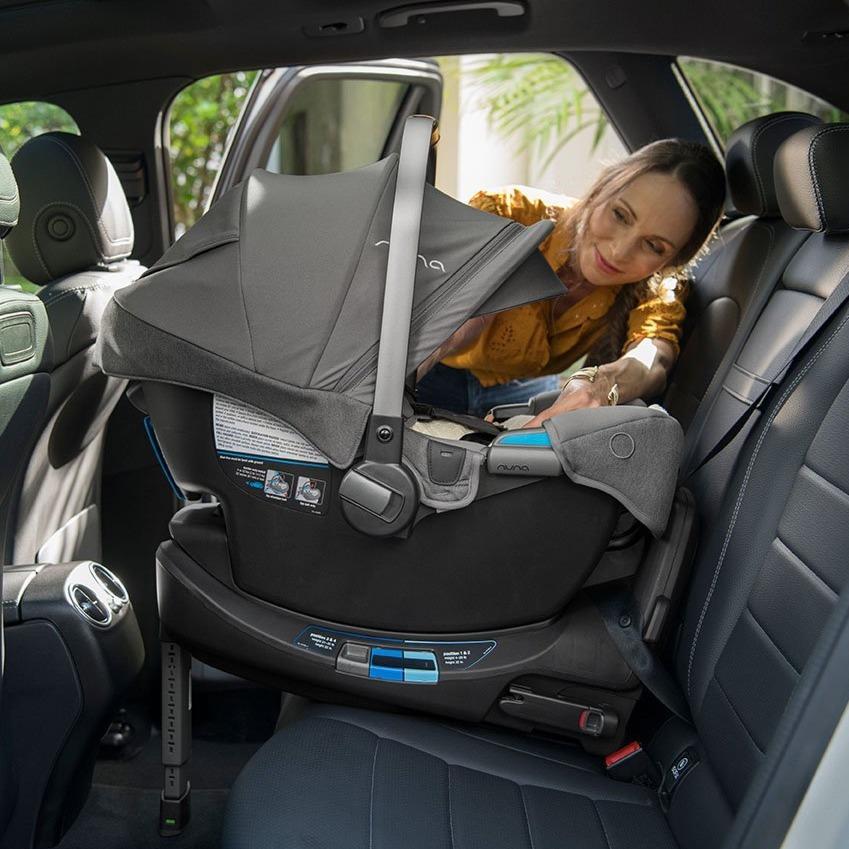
[415, 363, 560, 418]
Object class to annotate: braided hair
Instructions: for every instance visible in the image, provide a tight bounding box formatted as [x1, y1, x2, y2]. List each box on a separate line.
[552, 139, 725, 366]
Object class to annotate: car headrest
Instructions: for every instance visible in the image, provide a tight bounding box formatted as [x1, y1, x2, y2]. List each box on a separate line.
[0, 149, 19, 238]
[5, 132, 134, 285]
[725, 112, 822, 217]
[775, 123, 849, 234]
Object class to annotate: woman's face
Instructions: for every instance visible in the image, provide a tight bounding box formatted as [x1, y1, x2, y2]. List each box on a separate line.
[576, 171, 699, 287]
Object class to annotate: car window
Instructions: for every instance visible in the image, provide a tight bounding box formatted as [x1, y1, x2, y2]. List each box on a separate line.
[264, 77, 409, 175]
[435, 53, 626, 203]
[678, 57, 849, 145]
[0, 101, 79, 291]
[168, 71, 258, 237]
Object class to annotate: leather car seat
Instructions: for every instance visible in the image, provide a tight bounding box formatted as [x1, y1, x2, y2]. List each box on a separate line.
[220, 123, 849, 849]
[665, 112, 820, 431]
[3, 132, 143, 563]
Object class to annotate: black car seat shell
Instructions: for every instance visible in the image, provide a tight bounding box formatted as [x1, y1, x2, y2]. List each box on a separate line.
[3, 132, 144, 563]
[220, 124, 849, 849]
[664, 111, 819, 432]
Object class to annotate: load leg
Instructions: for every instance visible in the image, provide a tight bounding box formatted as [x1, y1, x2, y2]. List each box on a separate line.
[160, 640, 191, 836]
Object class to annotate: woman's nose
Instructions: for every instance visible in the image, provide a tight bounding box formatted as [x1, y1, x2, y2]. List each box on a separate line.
[609, 238, 631, 264]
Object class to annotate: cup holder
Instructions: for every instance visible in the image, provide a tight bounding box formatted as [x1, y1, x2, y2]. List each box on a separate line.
[69, 583, 112, 626]
[64, 562, 130, 628]
[89, 562, 129, 604]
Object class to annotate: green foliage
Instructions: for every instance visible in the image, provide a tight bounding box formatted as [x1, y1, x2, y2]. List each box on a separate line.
[679, 58, 849, 144]
[169, 71, 258, 234]
[0, 100, 78, 159]
[467, 54, 849, 162]
[466, 54, 606, 171]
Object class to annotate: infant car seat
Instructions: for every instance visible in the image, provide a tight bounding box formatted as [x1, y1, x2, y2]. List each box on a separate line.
[98, 118, 684, 734]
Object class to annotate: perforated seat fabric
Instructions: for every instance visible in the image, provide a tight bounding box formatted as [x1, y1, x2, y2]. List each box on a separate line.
[222, 706, 676, 849]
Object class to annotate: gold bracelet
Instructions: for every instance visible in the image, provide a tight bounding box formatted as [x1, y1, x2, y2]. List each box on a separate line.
[565, 366, 618, 406]
[564, 366, 600, 385]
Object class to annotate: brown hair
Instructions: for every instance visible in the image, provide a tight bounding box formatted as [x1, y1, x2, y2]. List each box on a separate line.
[554, 139, 726, 365]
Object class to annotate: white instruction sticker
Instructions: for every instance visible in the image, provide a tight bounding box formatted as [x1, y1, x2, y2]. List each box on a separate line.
[213, 395, 328, 465]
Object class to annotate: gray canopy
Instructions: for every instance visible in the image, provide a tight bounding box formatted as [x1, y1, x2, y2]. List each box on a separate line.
[98, 155, 564, 467]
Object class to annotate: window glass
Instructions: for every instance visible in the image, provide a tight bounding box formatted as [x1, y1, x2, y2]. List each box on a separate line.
[264, 78, 408, 175]
[0, 101, 79, 291]
[678, 57, 849, 145]
[168, 71, 258, 236]
[434, 53, 626, 203]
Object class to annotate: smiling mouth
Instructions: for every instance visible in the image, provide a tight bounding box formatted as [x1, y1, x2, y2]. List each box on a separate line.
[594, 246, 621, 275]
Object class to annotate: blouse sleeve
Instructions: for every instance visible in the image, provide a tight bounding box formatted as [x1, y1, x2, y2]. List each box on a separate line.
[624, 280, 688, 356]
[468, 185, 573, 228]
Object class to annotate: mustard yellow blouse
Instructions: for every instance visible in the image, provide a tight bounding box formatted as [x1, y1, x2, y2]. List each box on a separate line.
[442, 186, 687, 387]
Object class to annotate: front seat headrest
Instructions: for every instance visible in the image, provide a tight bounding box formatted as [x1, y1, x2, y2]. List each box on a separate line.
[0, 149, 19, 239]
[6, 132, 134, 285]
[725, 112, 822, 217]
[775, 123, 849, 234]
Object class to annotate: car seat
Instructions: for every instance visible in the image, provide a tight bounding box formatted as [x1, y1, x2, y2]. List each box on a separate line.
[3, 132, 144, 563]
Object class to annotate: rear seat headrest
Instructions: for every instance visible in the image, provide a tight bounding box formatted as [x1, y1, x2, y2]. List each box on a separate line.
[725, 112, 822, 217]
[0, 149, 19, 238]
[775, 123, 849, 234]
[5, 132, 134, 286]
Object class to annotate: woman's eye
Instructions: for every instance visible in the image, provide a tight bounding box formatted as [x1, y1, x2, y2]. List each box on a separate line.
[646, 240, 664, 256]
[612, 206, 627, 223]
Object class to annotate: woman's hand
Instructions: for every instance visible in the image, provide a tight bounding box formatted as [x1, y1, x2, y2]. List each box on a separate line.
[522, 338, 676, 428]
[523, 377, 609, 428]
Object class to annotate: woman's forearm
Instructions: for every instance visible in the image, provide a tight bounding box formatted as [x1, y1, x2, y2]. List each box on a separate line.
[597, 337, 675, 403]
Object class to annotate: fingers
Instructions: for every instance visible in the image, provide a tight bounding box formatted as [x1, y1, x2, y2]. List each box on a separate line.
[521, 384, 600, 428]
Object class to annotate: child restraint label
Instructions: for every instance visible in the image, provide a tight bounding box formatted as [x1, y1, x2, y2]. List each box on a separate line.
[213, 396, 330, 516]
[213, 395, 328, 465]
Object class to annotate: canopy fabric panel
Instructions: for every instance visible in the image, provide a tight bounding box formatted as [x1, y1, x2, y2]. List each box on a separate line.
[98, 155, 564, 467]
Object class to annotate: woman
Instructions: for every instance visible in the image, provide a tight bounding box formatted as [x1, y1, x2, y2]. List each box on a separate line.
[416, 139, 726, 426]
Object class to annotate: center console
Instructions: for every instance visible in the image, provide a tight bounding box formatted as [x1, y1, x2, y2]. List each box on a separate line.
[1, 560, 143, 849]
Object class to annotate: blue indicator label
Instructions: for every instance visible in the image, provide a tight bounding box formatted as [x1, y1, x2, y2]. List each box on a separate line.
[370, 666, 404, 682]
[294, 626, 496, 680]
[404, 667, 439, 684]
[498, 431, 551, 447]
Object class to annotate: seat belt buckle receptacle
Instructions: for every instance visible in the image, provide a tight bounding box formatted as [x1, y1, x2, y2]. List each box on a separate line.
[605, 741, 660, 785]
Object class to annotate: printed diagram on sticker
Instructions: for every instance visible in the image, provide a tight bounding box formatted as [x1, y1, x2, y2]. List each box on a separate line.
[213, 396, 328, 465]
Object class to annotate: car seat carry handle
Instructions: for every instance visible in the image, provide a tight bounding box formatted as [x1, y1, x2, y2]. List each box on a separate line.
[340, 115, 435, 537]
[685, 267, 849, 479]
[368, 113, 437, 464]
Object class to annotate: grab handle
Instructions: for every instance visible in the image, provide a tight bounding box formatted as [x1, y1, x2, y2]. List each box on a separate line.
[378, 1, 525, 28]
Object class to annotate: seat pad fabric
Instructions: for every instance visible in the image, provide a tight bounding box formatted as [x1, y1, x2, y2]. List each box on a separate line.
[222, 706, 676, 849]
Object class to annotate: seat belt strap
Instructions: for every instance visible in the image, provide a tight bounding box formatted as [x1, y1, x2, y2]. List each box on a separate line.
[686, 269, 849, 477]
[679, 227, 806, 476]
[596, 591, 692, 724]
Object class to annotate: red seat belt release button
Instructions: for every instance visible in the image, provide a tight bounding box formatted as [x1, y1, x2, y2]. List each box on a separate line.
[604, 741, 660, 785]
[605, 741, 643, 769]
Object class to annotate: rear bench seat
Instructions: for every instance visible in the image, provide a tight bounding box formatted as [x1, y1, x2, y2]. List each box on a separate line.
[220, 124, 849, 849]
[665, 111, 818, 432]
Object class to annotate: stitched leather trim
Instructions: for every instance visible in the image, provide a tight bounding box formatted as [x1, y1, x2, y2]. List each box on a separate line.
[686, 306, 849, 700]
[750, 114, 815, 216]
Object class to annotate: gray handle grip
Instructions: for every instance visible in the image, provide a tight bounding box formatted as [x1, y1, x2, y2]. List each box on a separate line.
[371, 115, 437, 422]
